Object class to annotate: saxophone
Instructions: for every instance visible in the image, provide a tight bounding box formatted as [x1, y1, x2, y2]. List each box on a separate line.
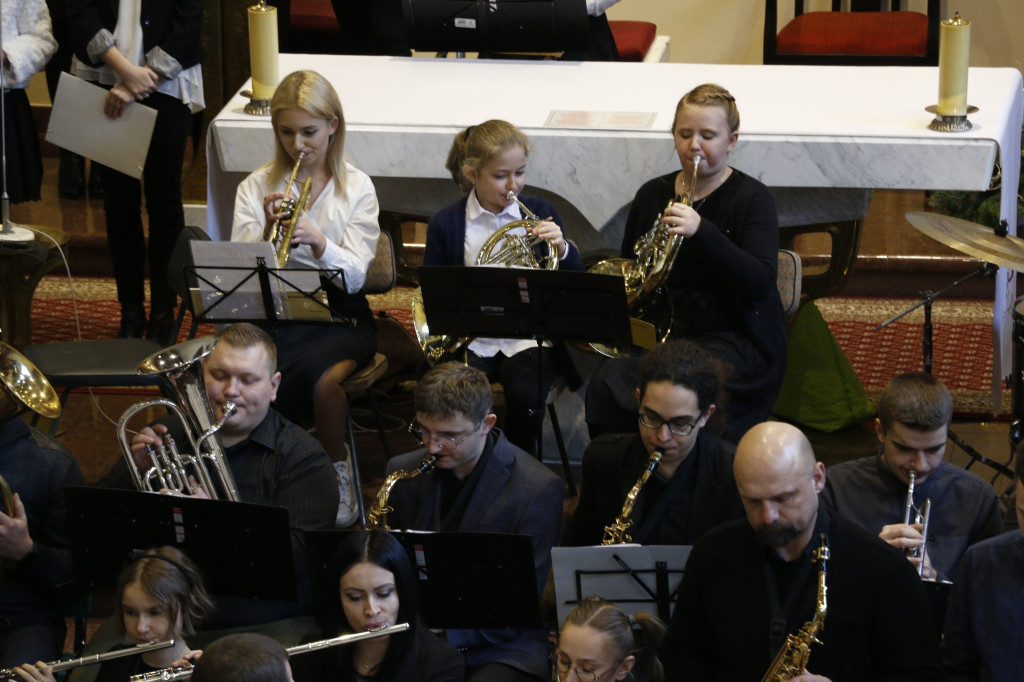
[366, 454, 439, 530]
[602, 449, 664, 545]
[761, 534, 830, 682]
[588, 155, 701, 357]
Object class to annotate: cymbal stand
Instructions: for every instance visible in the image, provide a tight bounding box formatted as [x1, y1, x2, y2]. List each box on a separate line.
[876, 263, 1014, 483]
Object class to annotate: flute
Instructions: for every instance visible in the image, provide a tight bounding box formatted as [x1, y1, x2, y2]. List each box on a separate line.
[0, 640, 175, 680]
[128, 624, 411, 681]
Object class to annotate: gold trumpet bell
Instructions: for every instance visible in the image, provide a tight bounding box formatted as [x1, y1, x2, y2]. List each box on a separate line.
[0, 342, 61, 423]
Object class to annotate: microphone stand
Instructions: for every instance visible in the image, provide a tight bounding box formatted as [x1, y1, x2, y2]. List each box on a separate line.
[0, 25, 35, 243]
[875, 263, 1015, 482]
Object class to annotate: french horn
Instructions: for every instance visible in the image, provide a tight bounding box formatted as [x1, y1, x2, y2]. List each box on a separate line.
[413, 190, 560, 364]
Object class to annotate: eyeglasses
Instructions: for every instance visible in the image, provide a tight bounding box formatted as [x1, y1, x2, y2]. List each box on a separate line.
[551, 653, 618, 682]
[638, 411, 701, 436]
[407, 421, 481, 450]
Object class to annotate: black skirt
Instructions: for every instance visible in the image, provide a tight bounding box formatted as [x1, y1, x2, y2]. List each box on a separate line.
[2, 88, 43, 203]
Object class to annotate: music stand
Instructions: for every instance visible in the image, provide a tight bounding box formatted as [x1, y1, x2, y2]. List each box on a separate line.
[187, 241, 352, 333]
[65, 487, 297, 601]
[551, 544, 691, 626]
[401, 0, 590, 54]
[305, 529, 541, 630]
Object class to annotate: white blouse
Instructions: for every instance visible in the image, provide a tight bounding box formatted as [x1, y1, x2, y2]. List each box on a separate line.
[1, 0, 56, 90]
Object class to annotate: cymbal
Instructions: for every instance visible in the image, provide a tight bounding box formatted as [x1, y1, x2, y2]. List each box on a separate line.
[906, 211, 1024, 273]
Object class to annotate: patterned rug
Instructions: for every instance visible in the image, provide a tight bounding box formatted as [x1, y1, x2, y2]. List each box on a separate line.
[28, 276, 1006, 414]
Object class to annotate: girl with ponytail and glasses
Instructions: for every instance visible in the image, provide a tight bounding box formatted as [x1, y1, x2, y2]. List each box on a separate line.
[553, 597, 665, 682]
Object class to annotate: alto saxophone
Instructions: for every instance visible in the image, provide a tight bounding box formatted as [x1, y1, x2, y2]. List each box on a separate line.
[366, 454, 439, 530]
[761, 534, 830, 682]
[602, 449, 663, 545]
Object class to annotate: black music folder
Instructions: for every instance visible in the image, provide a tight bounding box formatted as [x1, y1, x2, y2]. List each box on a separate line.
[65, 487, 296, 601]
[306, 529, 541, 630]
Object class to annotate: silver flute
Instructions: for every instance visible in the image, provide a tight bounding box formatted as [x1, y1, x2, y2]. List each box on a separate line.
[0, 640, 174, 680]
[128, 624, 411, 681]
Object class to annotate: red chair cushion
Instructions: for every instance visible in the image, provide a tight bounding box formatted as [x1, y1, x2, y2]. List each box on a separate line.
[291, 0, 340, 33]
[776, 11, 928, 56]
[609, 20, 657, 62]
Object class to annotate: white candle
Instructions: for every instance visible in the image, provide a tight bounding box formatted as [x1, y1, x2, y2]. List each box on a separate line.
[248, 1, 279, 101]
[937, 12, 970, 117]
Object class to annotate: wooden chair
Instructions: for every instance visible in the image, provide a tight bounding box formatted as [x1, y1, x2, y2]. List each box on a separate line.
[764, 0, 941, 66]
[341, 231, 397, 526]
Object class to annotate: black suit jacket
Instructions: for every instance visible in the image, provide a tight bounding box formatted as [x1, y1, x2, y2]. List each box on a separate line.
[563, 431, 744, 546]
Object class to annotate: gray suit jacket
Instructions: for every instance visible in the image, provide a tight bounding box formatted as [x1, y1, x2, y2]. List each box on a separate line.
[385, 431, 564, 678]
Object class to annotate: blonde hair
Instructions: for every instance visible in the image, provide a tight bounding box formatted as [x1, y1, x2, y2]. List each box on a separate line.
[672, 83, 740, 133]
[562, 597, 666, 682]
[445, 120, 530, 194]
[270, 70, 348, 192]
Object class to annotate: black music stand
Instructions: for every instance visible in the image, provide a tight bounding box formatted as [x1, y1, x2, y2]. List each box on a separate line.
[402, 0, 590, 54]
[187, 241, 352, 335]
[418, 266, 632, 479]
[551, 545, 691, 625]
[305, 529, 541, 631]
[65, 487, 297, 601]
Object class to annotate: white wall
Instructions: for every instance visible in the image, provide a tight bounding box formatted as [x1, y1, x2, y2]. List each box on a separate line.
[608, 0, 1024, 72]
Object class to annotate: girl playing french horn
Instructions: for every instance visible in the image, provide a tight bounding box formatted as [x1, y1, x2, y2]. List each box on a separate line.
[423, 120, 584, 454]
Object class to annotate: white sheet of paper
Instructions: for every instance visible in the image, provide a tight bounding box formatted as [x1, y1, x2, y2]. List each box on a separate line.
[45, 71, 156, 179]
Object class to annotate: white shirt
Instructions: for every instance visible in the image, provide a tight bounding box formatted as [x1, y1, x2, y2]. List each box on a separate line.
[464, 189, 549, 359]
[586, 0, 622, 16]
[231, 162, 380, 293]
[1, 0, 56, 90]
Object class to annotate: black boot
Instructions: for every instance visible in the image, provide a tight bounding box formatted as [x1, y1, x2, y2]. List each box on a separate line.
[146, 309, 177, 347]
[87, 161, 104, 200]
[58, 150, 85, 199]
[119, 305, 147, 339]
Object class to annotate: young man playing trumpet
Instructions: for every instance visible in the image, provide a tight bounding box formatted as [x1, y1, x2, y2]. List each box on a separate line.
[821, 373, 1001, 580]
[101, 322, 338, 626]
[564, 339, 744, 546]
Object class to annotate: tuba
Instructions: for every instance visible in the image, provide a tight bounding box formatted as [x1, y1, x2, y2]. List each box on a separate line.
[761, 534, 829, 682]
[903, 471, 932, 576]
[367, 454, 439, 530]
[602, 449, 663, 545]
[588, 155, 702, 357]
[0, 342, 62, 577]
[413, 190, 560, 365]
[116, 338, 240, 501]
[264, 152, 313, 267]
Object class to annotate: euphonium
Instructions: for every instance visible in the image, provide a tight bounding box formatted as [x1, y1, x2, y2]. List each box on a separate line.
[367, 454, 439, 530]
[413, 190, 560, 365]
[0, 342, 61, 577]
[128, 625, 410, 681]
[761, 534, 829, 682]
[116, 338, 240, 501]
[265, 152, 313, 267]
[0, 640, 174, 680]
[602, 449, 663, 545]
[903, 471, 932, 576]
[588, 155, 702, 357]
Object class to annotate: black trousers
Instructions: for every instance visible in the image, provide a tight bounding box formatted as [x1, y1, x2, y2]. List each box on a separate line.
[99, 90, 190, 314]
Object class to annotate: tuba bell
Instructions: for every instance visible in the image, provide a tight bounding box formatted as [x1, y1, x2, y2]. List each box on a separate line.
[413, 191, 560, 365]
[264, 152, 313, 268]
[0, 342, 62, 578]
[116, 338, 240, 501]
[588, 155, 702, 357]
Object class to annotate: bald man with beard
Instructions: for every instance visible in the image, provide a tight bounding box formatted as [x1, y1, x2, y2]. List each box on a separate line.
[661, 422, 941, 682]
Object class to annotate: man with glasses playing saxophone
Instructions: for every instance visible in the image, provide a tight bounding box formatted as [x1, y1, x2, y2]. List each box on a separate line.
[564, 339, 743, 547]
[821, 373, 1001, 581]
[383, 362, 563, 682]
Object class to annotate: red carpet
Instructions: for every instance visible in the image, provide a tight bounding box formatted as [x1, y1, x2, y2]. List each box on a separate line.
[29, 277, 1006, 415]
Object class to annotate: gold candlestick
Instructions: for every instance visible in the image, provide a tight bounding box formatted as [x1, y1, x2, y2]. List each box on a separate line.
[245, 0, 278, 116]
[927, 12, 974, 132]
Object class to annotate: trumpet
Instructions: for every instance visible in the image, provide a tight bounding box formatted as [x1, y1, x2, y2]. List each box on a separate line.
[128, 625, 410, 681]
[265, 152, 313, 267]
[0, 640, 174, 680]
[367, 454, 438, 530]
[903, 471, 932, 576]
[117, 338, 240, 501]
[602, 449, 663, 545]
[412, 190, 560, 365]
